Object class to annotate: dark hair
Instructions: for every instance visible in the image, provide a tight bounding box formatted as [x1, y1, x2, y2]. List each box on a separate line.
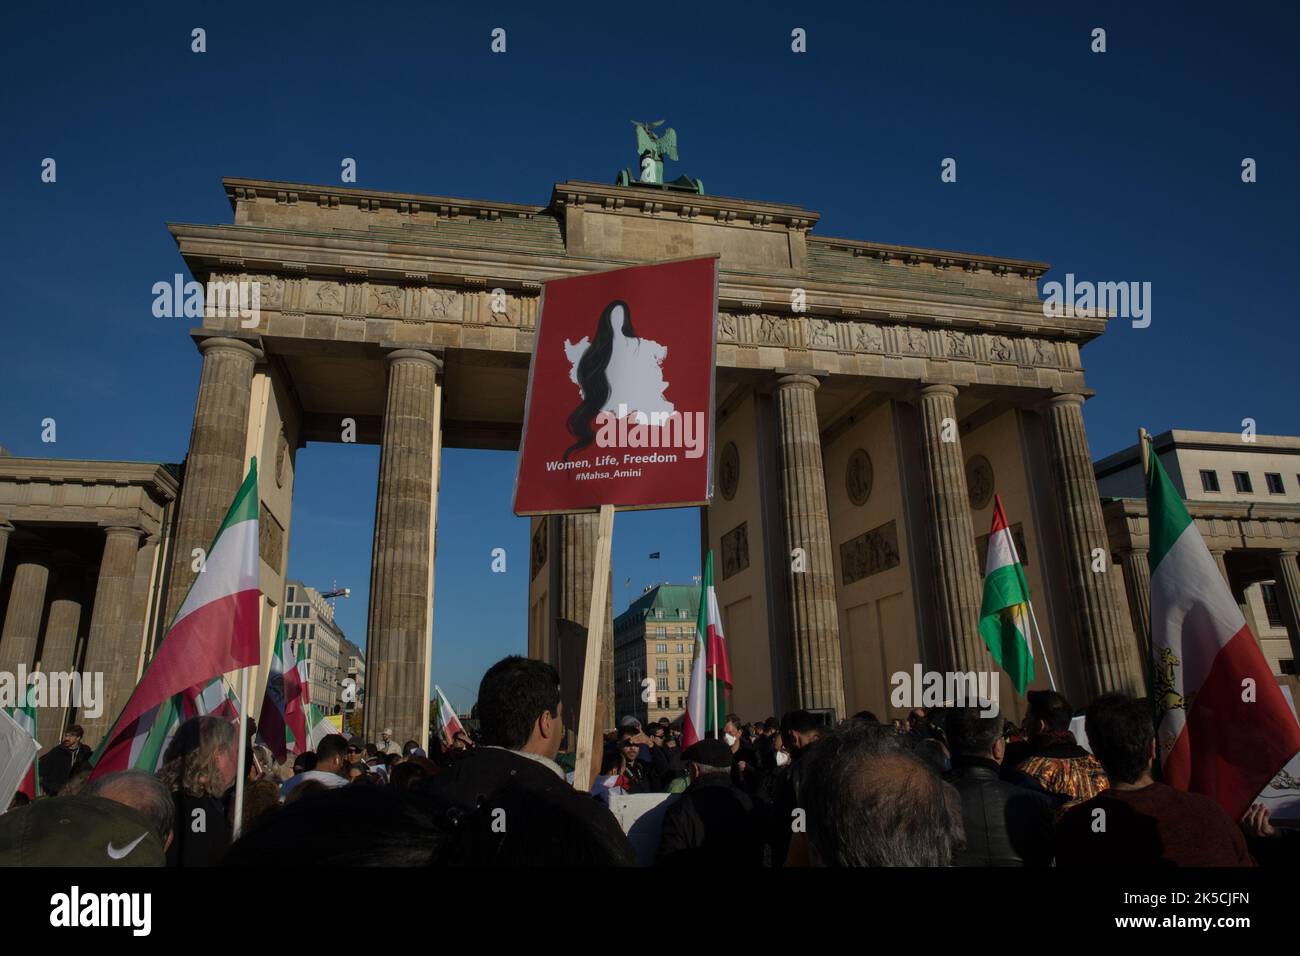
[1026, 690, 1074, 732]
[564, 300, 635, 461]
[780, 710, 822, 736]
[316, 734, 349, 764]
[402, 740, 420, 756]
[944, 707, 1002, 757]
[599, 750, 624, 776]
[1084, 693, 1154, 784]
[390, 761, 433, 792]
[851, 711, 880, 724]
[477, 656, 561, 750]
[763, 718, 779, 733]
[293, 752, 317, 774]
[802, 723, 963, 867]
[66, 724, 85, 737]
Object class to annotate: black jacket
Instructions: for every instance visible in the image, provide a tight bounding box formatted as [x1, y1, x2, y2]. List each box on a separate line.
[38, 744, 93, 796]
[656, 773, 763, 867]
[946, 756, 1054, 867]
[419, 747, 636, 866]
[167, 792, 232, 867]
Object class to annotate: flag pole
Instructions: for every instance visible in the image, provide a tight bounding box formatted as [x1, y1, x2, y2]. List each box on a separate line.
[1004, 525, 1058, 692]
[232, 664, 250, 840]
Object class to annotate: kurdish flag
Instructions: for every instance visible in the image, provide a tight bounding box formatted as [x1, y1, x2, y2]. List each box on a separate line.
[1146, 444, 1300, 818]
[258, 619, 307, 762]
[433, 685, 465, 747]
[90, 460, 263, 779]
[4, 679, 40, 800]
[978, 496, 1035, 695]
[684, 551, 732, 748]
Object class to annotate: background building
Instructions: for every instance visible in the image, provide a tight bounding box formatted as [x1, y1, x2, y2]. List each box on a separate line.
[1098, 429, 1300, 679]
[283, 580, 346, 714]
[339, 634, 365, 727]
[613, 584, 700, 726]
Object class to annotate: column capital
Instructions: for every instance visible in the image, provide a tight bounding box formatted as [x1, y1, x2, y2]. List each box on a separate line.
[193, 333, 265, 363]
[1275, 550, 1299, 561]
[914, 382, 960, 402]
[1041, 391, 1088, 411]
[774, 372, 821, 392]
[1115, 545, 1149, 559]
[0, 519, 14, 535]
[382, 347, 443, 371]
[99, 523, 145, 541]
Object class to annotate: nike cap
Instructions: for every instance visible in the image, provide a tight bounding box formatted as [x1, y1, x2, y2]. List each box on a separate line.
[0, 795, 166, 866]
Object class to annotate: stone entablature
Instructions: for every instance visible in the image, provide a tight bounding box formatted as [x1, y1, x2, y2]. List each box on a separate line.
[1104, 497, 1300, 554]
[0, 459, 179, 538]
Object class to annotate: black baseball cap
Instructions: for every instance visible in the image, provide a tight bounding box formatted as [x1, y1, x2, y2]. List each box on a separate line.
[681, 738, 734, 768]
[0, 795, 166, 867]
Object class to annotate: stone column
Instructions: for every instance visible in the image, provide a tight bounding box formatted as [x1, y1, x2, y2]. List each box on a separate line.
[164, 336, 262, 623]
[552, 513, 616, 733]
[774, 374, 845, 717]
[0, 545, 51, 675]
[1210, 549, 1231, 586]
[0, 520, 14, 579]
[1116, 548, 1152, 663]
[914, 384, 987, 673]
[365, 349, 440, 745]
[1042, 394, 1141, 697]
[79, 526, 144, 748]
[35, 557, 86, 747]
[1269, 551, 1300, 663]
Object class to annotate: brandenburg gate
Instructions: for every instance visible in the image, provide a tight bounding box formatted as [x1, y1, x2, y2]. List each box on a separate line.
[163, 167, 1143, 742]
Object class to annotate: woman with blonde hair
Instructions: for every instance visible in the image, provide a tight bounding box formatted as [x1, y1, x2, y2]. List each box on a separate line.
[158, 715, 238, 867]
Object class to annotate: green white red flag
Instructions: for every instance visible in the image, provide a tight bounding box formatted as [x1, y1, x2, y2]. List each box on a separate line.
[3, 679, 40, 800]
[89, 460, 263, 779]
[978, 495, 1035, 695]
[684, 551, 731, 748]
[306, 703, 335, 749]
[1146, 445, 1300, 818]
[433, 685, 465, 747]
[258, 618, 307, 762]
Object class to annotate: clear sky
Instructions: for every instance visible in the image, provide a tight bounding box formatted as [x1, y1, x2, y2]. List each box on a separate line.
[2, 2, 1296, 707]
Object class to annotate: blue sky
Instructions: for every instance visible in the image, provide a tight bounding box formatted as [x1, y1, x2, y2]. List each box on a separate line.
[2, 2, 1296, 706]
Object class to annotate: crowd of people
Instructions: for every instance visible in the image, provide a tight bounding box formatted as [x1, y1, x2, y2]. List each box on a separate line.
[1, 654, 1295, 867]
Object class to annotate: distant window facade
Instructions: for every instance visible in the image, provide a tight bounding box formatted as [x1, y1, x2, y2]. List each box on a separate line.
[656, 660, 668, 674]
[1200, 469, 1220, 493]
[1233, 472, 1253, 493]
[286, 586, 296, 602]
[676, 643, 684, 654]
[1266, 473, 1285, 494]
[656, 643, 667, 654]
[676, 677, 685, 690]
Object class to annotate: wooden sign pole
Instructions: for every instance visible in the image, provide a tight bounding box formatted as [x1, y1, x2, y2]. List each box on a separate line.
[572, 503, 615, 792]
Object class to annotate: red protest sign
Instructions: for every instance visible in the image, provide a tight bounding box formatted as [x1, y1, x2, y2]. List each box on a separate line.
[513, 256, 718, 515]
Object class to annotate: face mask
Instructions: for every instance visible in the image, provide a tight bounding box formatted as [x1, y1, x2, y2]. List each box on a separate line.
[724, 733, 737, 747]
[775, 750, 791, 767]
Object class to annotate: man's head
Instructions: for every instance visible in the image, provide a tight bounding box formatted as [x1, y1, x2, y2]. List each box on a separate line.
[86, 770, 175, 849]
[944, 707, 1006, 764]
[723, 714, 742, 749]
[346, 737, 365, 764]
[802, 723, 963, 866]
[907, 708, 927, 733]
[62, 725, 84, 750]
[1023, 690, 1073, 736]
[158, 716, 238, 799]
[682, 738, 734, 784]
[619, 736, 641, 766]
[382, 728, 394, 743]
[1084, 693, 1155, 785]
[316, 734, 350, 774]
[780, 710, 824, 755]
[477, 656, 563, 759]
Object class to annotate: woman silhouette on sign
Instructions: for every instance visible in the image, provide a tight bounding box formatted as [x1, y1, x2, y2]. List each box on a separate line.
[562, 300, 673, 461]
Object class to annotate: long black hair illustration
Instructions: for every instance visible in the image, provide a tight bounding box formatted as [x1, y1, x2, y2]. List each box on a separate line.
[564, 299, 635, 461]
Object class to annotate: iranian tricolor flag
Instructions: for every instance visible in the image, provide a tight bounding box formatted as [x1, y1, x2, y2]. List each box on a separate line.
[1147, 446, 1300, 818]
[90, 460, 263, 779]
[433, 685, 465, 747]
[4, 680, 40, 800]
[258, 619, 307, 762]
[684, 551, 731, 748]
[978, 495, 1035, 695]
